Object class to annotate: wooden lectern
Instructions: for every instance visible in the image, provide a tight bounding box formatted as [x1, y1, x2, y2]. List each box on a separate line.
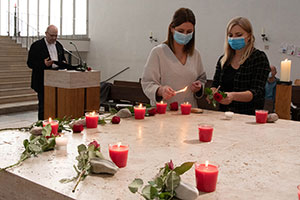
[44, 70, 100, 119]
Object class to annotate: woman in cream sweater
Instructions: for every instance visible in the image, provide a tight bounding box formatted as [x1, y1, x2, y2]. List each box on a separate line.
[141, 8, 206, 108]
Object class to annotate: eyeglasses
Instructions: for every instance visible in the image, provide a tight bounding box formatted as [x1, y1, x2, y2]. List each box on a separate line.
[46, 32, 58, 37]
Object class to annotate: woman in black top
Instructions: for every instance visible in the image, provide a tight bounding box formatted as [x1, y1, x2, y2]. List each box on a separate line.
[211, 17, 270, 115]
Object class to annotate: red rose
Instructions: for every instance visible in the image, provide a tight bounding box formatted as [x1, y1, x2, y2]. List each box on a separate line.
[111, 116, 120, 124]
[148, 108, 156, 116]
[87, 67, 92, 71]
[213, 92, 223, 102]
[170, 102, 178, 111]
[168, 160, 174, 170]
[73, 124, 84, 133]
[89, 140, 100, 150]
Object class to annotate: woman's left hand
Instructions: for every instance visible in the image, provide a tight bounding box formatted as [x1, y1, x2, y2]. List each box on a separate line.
[219, 92, 234, 105]
[190, 80, 202, 93]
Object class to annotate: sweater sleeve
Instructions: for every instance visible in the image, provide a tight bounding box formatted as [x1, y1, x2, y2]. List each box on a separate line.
[248, 50, 270, 102]
[194, 51, 207, 99]
[141, 48, 161, 103]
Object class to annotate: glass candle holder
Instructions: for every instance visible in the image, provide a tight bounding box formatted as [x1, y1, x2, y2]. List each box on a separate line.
[109, 143, 129, 168]
[255, 110, 268, 123]
[43, 118, 59, 136]
[198, 124, 214, 142]
[195, 161, 219, 193]
[85, 111, 99, 128]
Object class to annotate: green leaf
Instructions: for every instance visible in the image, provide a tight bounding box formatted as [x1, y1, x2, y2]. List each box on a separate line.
[204, 87, 212, 95]
[23, 139, 29, 148]
[159, 192, 172, 199]
[42, 124, 52, 137]
[95, 151, 105, 159]
[165, 171, 180, 192]
[98, 119, 106, 125]
[77, 144, 87, 153]
[154, 177, 163, 190]
[110, 108, 118, 114]
[128, 178, 143, 193]
[28, 143, 42, 153]
[142, 185, 158, 200]
[174, 162, 194, 176]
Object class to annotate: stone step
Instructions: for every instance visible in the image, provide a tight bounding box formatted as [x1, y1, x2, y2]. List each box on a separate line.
[0, 87, 35, 96]
[0, 48, 27, 53]
[0, 81, 31, 89]
[0, 39, 17, 44]
[0, 61, 27, 66]
[0, 51, 27, 56]
[0, 75, 31, 82]
[0, 93, 37, 104]
[0, 70, 31, 76]
[0, 43, 23, 48]
[0, 56, 27, 62]
[0, 100, 38, 115]
[0, 65, 29, 70]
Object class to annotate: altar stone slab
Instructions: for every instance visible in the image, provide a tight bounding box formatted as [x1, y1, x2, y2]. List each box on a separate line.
[0, 110, 299, 200]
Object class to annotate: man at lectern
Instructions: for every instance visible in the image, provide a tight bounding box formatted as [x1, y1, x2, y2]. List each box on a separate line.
[27, 25, 68, 120]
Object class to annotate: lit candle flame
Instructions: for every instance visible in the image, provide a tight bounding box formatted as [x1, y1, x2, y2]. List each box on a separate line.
[139, 103, 143, 108]
[117, 142, 121, 148]
[91, 111, 95, 116]
[184, 102, 189, 105]
[175, 86, 188, 94]
[285, 58, 288, 62]
[205, 160, 209, 167]
[49, 117, 52, 122]
[160, 101, 164, 104]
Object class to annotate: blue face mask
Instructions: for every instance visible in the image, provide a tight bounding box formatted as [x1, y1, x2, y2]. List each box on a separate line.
[173, 31, 193, 45]
[228, 37, 246, 50]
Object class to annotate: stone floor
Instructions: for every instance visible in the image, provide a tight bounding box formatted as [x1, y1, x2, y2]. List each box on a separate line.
[0, 110, 38, 129]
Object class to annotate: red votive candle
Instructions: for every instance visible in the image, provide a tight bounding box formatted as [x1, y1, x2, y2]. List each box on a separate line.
[85, 111, 99, 128]
[43, 118, 59, 136]
[297, 185, 300, 200]
[156, 101, 167, 114]
[195, 161, 219, 193]
[181, 102, 192, 115]
[255, 110, 268, 123]
[109, 143, 129, 168]
[198, 124, 214, 142]
[134, 104, 146, 119]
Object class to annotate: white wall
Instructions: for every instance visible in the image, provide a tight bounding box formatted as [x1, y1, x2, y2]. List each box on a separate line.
[88, 0, 300, 83]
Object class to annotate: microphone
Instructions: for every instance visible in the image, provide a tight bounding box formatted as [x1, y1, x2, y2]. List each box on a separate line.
[69, 41, 83, 66]
[63, 48, 80, 62]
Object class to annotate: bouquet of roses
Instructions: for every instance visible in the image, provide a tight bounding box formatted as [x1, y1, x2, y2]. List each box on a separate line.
[205, 86, 227, 108]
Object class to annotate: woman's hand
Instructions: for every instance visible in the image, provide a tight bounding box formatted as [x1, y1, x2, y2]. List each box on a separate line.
[219, 92, 234, 105]
[206, 87, 217, 104]
[190, 80, 202, 93]
[157, 85, 176, 100]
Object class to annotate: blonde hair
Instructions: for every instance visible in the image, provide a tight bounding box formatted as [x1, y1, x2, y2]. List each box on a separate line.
[221, 17, 255, 67]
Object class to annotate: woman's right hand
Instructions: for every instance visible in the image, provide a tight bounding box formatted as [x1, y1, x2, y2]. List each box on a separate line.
[206, 87, 217, 104]
[157, 85, 176, 100]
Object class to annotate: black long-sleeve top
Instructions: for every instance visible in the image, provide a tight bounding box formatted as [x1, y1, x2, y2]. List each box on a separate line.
[212, 48, 270, 115]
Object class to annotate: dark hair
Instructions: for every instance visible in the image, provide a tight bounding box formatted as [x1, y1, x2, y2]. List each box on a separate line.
[164, 8, 196, 55]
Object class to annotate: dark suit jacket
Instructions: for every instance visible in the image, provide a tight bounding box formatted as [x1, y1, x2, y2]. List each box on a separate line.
[27, 38, 66, 93]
